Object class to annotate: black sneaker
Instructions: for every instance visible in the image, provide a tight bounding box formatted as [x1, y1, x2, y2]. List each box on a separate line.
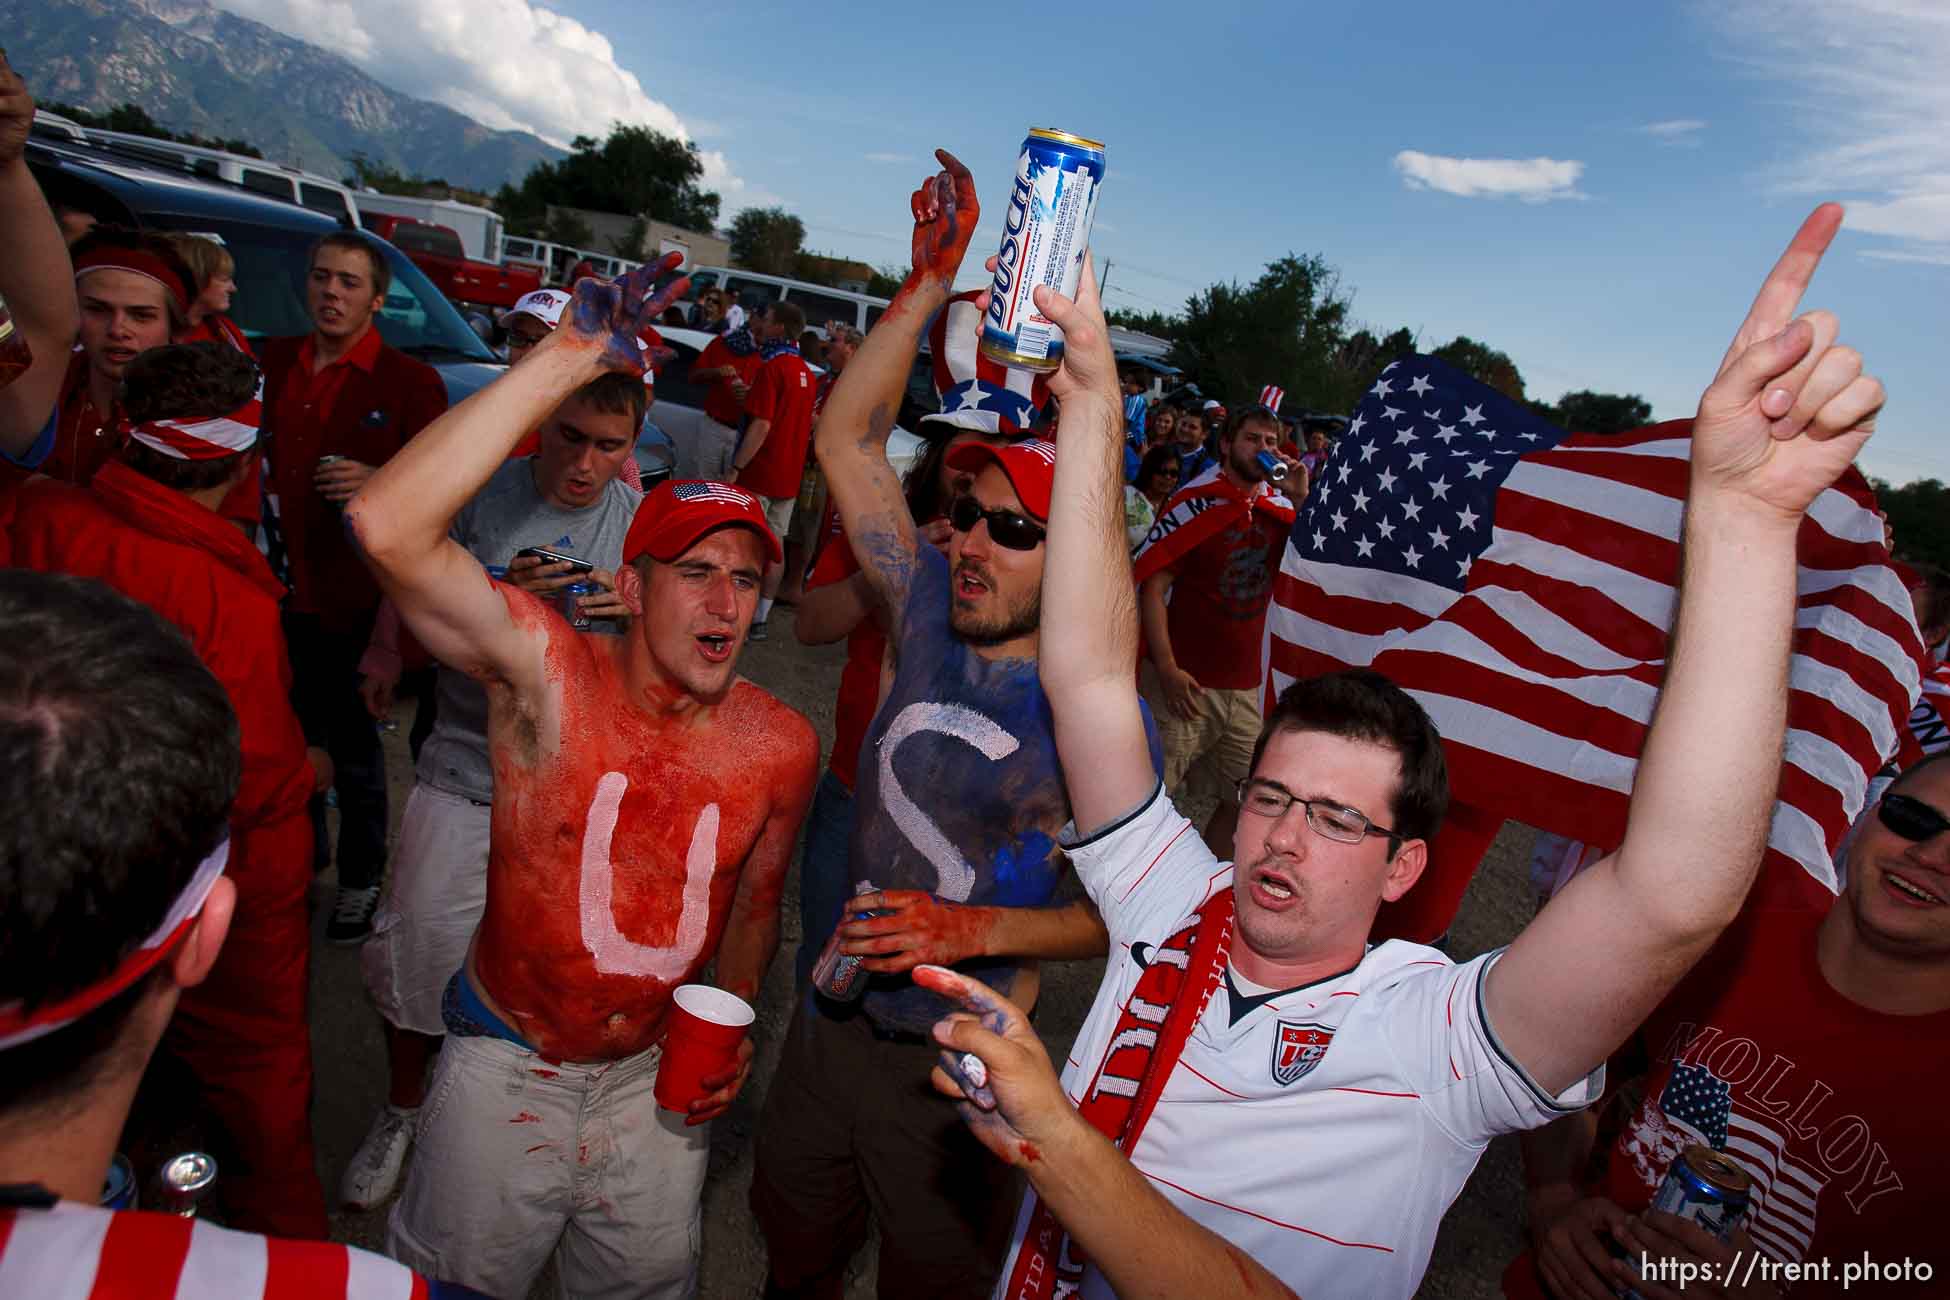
[327, 884, 381, 946]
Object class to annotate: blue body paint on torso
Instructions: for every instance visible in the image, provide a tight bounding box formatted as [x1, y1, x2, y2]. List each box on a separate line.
[848, 546, 1161, 1033]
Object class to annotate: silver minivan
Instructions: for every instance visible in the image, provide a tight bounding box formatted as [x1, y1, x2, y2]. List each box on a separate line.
[683, 267, 888, 336]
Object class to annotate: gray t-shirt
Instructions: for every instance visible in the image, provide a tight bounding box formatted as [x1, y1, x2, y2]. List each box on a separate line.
[415, 457, 642, 803]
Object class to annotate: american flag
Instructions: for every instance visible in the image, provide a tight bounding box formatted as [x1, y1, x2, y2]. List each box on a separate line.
[672, 480, 757, 508]
[1259, 385, 1285, 415]
[1642, 1062, 1826, 1262]
[1267, 356, 1925, 895]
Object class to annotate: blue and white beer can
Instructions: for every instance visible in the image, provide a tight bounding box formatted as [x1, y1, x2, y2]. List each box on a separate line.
[980, 129, 1106, 374]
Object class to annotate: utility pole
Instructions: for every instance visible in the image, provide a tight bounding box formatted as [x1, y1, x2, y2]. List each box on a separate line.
[1098, 258, 1113, 302]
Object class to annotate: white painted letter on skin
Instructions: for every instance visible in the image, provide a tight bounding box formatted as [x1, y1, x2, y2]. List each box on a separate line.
[578, 771, 718, 980]
[877, 702, 1019, 902]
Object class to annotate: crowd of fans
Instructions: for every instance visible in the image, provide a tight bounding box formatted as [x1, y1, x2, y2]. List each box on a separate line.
[1, 56, 1945, 1300]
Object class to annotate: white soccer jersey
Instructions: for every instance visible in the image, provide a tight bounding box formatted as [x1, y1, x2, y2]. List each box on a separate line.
[996, 784, 1602, 1300]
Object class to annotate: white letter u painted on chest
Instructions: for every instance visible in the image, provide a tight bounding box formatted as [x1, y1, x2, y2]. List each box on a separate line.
[578, 771, 717, 981]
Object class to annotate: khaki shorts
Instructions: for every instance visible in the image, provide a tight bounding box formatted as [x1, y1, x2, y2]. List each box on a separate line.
[388, 1033, 708, 1300]
[1159, 681, 1264, 807]
[361, 783, 490, 1037]
[691, 415, 739, 481]
[759, 492, 796, 541]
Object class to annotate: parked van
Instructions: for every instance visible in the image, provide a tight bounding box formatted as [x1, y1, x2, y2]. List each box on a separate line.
[682, 267, 888, 336]
[68, 128, 362, 225]
[358, 193, 505, 263]
[500, 236, 639, 286]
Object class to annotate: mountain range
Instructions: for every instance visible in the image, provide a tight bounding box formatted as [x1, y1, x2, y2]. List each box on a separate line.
[7, 0, 565, 191]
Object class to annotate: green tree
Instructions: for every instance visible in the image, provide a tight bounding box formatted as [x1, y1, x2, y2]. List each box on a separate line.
[1105, 308, 1182, 340]
[612, 215, 650, 258]
[729, 207, 806, 275]
[45, 100, 263, 159]
[1545, 390, 1653, 435]
[866, 263, 907, 298]
[497, 125, 719, 237]
[1430, 335, 1527, 402]
[1167, 253, 1353, 413]
[542, 209, 595, 250]
[1870, 477, 1950, 571]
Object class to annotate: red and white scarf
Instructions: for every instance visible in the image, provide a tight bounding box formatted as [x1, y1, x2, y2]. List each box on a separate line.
[1002, 890, 1234, 1300]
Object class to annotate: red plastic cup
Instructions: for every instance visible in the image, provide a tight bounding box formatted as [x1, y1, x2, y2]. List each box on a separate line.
[654, 985, 754, 1113]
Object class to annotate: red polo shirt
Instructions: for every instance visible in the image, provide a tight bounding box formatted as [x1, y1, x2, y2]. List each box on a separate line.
[739, 350, 816, 501]
[44, 352, 120, 486]
[267, 326, 383, 615]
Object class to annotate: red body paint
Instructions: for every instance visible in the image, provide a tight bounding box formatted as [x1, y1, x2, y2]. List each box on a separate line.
[531, 1068, 560, 1079]
[509, 1111, 542, 1124]
[524, 1143, 550, 1154]
[471, 588, 815, 1062]
[848, 893, 995, 967]
[1015, 1141, 1041, 1165]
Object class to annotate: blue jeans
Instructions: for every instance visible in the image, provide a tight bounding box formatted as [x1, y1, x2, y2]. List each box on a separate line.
[794, 770, 858, 986]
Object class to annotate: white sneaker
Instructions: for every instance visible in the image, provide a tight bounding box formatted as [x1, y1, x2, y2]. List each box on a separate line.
[340, 1104, 417, 1210]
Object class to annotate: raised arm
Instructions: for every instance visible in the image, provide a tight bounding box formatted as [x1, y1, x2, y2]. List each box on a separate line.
[816, 149, 978, 618]
[0, 54, 80, 454]
[1487, 204, 1885, 1095]
[1033, 261, 1159, 834]
[348, 254, 688, 689]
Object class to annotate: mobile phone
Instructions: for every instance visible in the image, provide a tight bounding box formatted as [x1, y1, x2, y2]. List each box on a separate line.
[513, 546, 595, 573]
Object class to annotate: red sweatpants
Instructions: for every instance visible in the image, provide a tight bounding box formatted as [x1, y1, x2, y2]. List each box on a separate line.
[165, 815, 328, 1239]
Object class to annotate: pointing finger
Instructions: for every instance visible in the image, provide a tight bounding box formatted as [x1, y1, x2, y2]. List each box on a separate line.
[1716, 203, 1842, 379]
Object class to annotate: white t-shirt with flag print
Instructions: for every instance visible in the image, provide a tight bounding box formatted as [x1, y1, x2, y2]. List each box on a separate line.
[994, 783, 1603, 1300]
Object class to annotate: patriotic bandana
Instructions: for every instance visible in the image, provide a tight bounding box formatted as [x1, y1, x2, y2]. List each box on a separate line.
[720, 324, 759, 356]
[1003, 889, 1233, 1300]
[760, 338, 801, 362]
[123, 381, 264, 461]
[0, 837, 229, 1051]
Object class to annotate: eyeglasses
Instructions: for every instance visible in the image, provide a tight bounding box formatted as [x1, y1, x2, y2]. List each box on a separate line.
[1878, 793, 1950, 842]
[1235, 779, 1401, 847]
[949, 495, 1046, 551]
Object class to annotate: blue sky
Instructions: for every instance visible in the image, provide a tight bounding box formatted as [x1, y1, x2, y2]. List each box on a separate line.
[226, 0, 1947, 484]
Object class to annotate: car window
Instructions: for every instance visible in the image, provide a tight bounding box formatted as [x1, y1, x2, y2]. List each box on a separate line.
[300, 183, 351, 222]
[391, 224, 465, 259]
[784, 287, 863, 332]
[866, 304, 886, 332]
[723, 276, 782, 306]
[141, 213, 496, 362]
[242, 170, 294, 201]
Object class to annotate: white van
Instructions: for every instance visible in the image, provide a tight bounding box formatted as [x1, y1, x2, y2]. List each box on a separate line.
[358, 193, 505, 263]
[682, 267, 889, 336]
[499, 236, 638, 286]
[72, 128, 362, 226]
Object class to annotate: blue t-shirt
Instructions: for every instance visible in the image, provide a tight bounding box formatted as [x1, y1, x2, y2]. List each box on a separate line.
[848, 545, 1162, 1033]
[3, 407, 57, 469]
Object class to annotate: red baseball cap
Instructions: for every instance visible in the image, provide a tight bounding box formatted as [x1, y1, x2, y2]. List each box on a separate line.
[943, 437, 1058, 521]
[623, 480, 782, 568]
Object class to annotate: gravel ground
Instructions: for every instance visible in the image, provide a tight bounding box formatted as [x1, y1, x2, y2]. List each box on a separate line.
[290, 603, 1538, 1298]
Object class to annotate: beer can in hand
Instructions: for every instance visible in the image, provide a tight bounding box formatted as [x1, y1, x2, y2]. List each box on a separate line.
[980, 129, 1106, 374]
[811, 888, 892, 1002]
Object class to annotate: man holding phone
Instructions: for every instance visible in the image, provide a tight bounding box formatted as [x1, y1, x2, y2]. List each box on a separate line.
[339, 368, 646, 1212]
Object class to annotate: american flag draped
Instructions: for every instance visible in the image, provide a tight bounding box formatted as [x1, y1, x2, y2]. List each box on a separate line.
[1267, 356, 1926, 896]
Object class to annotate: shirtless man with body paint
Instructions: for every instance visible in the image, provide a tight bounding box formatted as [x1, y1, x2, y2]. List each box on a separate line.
[347, 253, 819, 1300]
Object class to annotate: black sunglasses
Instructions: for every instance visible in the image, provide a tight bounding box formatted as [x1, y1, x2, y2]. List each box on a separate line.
[949, 496, 1046, 551]
[1879, 793, 1950, 842]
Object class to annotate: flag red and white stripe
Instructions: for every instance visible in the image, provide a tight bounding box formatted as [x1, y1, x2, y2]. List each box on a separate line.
[125, 391, 263, 461]
[0, 1201, 431, 1299]
[1270, 359, 1925, 899]
[1259, 385, 1284, 415]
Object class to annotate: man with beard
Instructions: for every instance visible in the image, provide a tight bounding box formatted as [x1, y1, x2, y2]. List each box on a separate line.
[1134, 405, 1295, 854]
[748, 151, 1159, 1300]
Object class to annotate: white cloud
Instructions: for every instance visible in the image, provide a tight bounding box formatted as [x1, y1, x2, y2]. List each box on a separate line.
[1638, 118, 1707, 144]
[1392, 151, 1586, 202]
[1704, 0, 1950, 260]
[214, 0, 771, 207]
[863, 151, 915, 165]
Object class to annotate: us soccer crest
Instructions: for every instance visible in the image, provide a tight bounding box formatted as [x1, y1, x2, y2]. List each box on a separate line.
[1271, 1020, 1333, 1086]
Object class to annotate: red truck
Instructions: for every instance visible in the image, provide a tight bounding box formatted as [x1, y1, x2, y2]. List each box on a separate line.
[361, 213, 540, 311]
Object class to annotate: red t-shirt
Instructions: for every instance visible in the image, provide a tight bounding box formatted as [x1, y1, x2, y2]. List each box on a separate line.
[806, 508, 885, 791]
[697, 336, 761, 429]
[1163, 502, 1287, 690]
[1503, 906, 1950, 1298]
[739, 351, 816, 502]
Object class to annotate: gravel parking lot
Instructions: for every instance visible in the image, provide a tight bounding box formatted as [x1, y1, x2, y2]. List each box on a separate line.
[300, 603, 1539, 1299]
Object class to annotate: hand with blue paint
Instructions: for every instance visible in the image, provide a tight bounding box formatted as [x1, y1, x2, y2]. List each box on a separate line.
[915, 964, 1076, 1169]
[557, 250, 691, 378]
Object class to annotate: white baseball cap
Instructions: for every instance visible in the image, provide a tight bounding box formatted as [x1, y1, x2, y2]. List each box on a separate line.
[508, 288, 571, 328]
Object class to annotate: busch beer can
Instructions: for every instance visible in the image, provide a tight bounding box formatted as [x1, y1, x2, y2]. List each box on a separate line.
[981, 129, 1106, 374]
[100, 1154, 137, 1210]
[1254, 449, 1291, 483]
[811, 887, 891, 1002]
[1621, 1144, 1751, 1299]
